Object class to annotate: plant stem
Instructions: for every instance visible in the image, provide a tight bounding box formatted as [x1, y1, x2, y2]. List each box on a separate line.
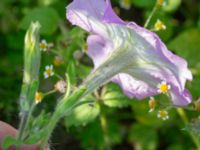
[65, 73, 71, 98]
[17, 111, 29, 141]
[43, 89, 56, 97]
[100, 111, 111, 150]
[177, 108, 200, 150]
[39, 100, 94, 149]
[39, 111, 60, 150]
[144, 3, 159, 28]
[50, 49, 61, 56]
[39, 87, 86, 149]
[17, 104, 35, 149]
[55, 73, 64, 80]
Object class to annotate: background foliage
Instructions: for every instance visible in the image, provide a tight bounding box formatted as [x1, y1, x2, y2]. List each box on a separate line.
[0, 0, 200, 149]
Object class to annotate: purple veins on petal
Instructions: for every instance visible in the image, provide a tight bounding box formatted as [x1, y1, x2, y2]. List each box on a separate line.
[66, 0, 192, 106]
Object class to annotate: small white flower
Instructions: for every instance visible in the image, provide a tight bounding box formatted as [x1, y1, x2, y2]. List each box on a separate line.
[35, 92, 44, 104]
[44, 65, 54, 78]
[40, 40, 48, 51]
[154, 19, 166, 31]
[157, 110, 169, 120]
[148, 97, 156, 112]
[157, 81, 171, 94]
[53, 56, 64, 66]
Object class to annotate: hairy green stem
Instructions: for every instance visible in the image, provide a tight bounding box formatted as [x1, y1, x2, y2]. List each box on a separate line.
[17, 104, 35, 149]
[17, 82, 38, 142]
[39, 87, 86, 149]
[100, 111, 111, 150]
[177, 108, 200, 150]
[39, 111, 60, 150]
[17, 112, 29, 141]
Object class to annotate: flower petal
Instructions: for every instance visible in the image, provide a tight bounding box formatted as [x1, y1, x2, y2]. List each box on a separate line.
[103, 0, 125, 24]
[66, 0, 106, 34]
[169, 87, 192, 106]
[112, 73, 157, 99]
[126, 22, 192, 89]
[87, 35, 111, 68]
[67, 0, 192, 106]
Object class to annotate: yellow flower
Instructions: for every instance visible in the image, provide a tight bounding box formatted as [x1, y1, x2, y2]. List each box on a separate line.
[157, 81, 171, 94]
[149, 97, 156, 112]
[53, 56, 64, 66]
[35, 92, 44, 104]
[120, 0, 131, 10]
[154, 19, 166, 31]
[157, 110, 169, 120]
[44, 65, 54, 78]
[39, 40, 48, 51]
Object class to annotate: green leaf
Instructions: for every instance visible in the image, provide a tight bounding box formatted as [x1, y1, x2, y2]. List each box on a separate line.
[20, 7, 59, 35]
[103, 83, 132, 108]
[168, 29, 200, 68]
[2, 136, 20, 150]
[76, 119, 122, 149]
[185, 119, 200, 138]
[67, 60, 76, 84]
[25, 129, 47, 145]
[131, 0, 155, 8]
[69, 27, 85, 42]
[25, 112, 51, 144]
[167, 144, 184, 150]
[128, 124, 158, 150]
[37, 0, 59, 6]
[77, 120, 104, 149]
[77, 64, 92, 79]
[188, 77, 200, 98]
[65, 100, 100, 127]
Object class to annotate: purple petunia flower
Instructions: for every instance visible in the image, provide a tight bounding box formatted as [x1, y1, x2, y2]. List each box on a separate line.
[66, 0, 192, 106]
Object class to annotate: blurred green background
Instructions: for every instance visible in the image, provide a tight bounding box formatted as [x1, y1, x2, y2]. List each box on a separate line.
[0, 0, 200, 149]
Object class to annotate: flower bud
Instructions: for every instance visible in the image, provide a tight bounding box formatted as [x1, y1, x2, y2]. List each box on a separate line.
[55, 80, 67, 93]
[73, 50, 83, 60]
[20, 22, 41, 111]
[157, 110, 169, 120]
[24, 22, 41, 84]
[53, 56, 64, 66]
